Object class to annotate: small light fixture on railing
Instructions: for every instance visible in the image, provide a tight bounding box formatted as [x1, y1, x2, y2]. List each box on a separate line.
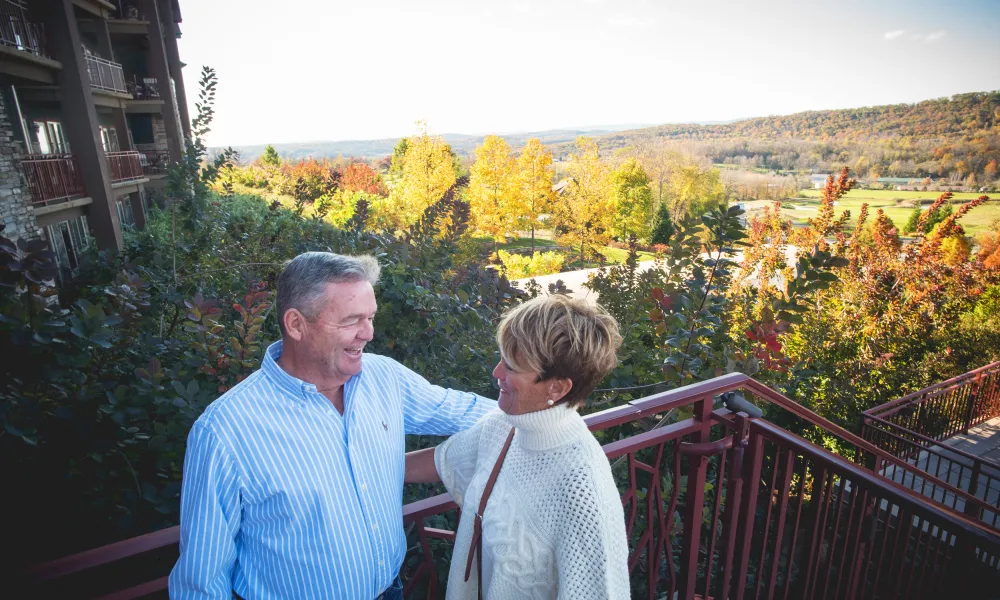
[719, 391, 763, 418]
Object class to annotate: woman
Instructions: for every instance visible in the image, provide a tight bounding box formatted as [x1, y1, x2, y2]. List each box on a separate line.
[405, 294, 630, 599]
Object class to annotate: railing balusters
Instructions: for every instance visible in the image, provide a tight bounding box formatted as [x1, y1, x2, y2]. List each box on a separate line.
[23, 374, 1000, 599]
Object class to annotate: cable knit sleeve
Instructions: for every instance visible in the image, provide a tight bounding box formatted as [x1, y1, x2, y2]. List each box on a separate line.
[554, 460, 631, 600]
[433, 412, 493, 507]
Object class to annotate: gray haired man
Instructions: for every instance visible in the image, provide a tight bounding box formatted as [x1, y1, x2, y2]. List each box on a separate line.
[170, 252, 496, 600]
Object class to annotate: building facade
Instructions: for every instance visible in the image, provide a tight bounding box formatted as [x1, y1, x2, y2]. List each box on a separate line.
[0, 0, 189, 281]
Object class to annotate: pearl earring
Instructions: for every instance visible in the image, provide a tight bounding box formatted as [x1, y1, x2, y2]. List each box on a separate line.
[546, 399, 555, 406]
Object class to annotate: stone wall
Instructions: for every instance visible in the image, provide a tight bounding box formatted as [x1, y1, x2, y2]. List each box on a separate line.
[135, 115, 168, 152]
[0, 95, 41, 243]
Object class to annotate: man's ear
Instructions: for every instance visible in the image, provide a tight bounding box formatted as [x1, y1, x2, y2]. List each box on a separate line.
[282, 308, 307, 342]
[549, 378, 573, 403]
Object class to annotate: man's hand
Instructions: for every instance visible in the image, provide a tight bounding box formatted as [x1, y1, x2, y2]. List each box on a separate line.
[404, 447, 440, 483]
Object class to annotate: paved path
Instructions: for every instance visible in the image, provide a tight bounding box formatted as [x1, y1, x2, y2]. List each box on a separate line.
[513, 246, 800, 301]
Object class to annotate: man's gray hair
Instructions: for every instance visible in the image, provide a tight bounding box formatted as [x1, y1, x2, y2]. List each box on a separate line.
[276, 252, 381, 335]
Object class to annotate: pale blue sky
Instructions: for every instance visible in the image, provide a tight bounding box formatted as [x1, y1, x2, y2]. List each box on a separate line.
[177, 0, 1000, 147]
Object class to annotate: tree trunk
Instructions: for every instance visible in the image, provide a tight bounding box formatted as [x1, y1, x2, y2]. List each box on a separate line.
[531, 227, 535, 255]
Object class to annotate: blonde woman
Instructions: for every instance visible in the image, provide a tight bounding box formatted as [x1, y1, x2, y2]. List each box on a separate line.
[406, 294, 630, 599]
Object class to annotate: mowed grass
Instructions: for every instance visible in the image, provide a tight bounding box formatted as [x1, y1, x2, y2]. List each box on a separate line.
[778, 189, 999, 236]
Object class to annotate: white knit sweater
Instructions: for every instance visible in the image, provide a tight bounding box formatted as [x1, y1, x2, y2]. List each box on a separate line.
[434, 405, 630, 599]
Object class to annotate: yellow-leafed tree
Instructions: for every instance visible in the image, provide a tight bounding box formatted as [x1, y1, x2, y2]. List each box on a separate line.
[396, 127, 456, 229]
[609, 158, 653, 242]
[516, 139, 556, 255]
[556, 137, 612, 265]
[468, 135, 521, 253]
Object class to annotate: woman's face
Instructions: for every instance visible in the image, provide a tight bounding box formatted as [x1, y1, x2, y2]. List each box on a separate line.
[493, 355, 569, 415]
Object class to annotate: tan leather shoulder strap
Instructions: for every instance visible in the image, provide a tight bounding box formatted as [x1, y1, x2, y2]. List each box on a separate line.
[464, 427, 516, 598]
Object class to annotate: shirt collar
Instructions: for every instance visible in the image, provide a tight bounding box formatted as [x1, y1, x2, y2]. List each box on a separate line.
[262, 340, 319, 402]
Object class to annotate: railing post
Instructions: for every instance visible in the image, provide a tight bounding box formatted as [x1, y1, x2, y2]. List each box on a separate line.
[963, 374, 983, 433]
[717, 413, 750, 600]
[963, 460, 983, 520]
[677, 395, 714, 599]
[733, 424, 765, 599]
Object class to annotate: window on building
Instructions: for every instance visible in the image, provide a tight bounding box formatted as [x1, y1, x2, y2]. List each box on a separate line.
[33, 121, 70, 154]
[127, 114, 154, 145]
[100, 126, 120, 152]
[45, 216, 90, 282]
[116, 195, 135, 227]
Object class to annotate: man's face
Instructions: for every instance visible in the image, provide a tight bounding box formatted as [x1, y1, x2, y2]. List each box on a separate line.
[299, 280, 377, 383]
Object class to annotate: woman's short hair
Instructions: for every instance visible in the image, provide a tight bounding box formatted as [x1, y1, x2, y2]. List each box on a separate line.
[497, 294, 622, 408]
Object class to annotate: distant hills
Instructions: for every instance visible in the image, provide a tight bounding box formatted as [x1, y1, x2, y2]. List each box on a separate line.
[561, 91, 1000, 152]
[216, 125, 654, 162]
[213, 92, 1000, 181]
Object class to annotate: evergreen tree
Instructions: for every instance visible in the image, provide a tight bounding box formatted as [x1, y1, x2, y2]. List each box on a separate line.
[904, 207, 922, 234]
[650, 203, 675, 245]
[260, 144, 281, 167]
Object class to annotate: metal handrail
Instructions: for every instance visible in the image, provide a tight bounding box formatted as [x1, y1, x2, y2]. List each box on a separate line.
[0, 0, 46, 57]
[24, 371, 1000, 598]
[85, 54, 128, 94]
[105, 150, 144, 183]
[17, 153, 86, 204]
[864, 361, 1000, 420]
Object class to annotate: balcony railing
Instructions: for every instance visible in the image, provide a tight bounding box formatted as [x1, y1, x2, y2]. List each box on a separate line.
[0, 0, 47, 58]
[863, 361, 1000, 525]
[139, 149, 170, 175]
[18, 154, 86, 205]
[126, 76, 160, 100]
[106, 150, 144, 184]
[19, 373, 1000, 598]
[85, 54, 127, 94]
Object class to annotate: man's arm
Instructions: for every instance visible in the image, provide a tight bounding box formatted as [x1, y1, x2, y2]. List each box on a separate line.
[404, 447, 440, 483]
[169, 421, 242, 600]
[389, 358, 497, 436]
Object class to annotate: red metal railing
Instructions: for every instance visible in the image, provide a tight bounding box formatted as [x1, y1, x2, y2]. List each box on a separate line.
[863, 362, 1000, 525]
[85, 54, 128, 94]
[106, 151, 144, 184]
[20, 372, 1000, 598]
[0, 0, 46, 57]
[18, 153, 86, 205]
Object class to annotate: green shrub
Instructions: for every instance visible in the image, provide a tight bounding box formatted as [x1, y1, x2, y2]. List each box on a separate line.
[497, 250, 564, 278]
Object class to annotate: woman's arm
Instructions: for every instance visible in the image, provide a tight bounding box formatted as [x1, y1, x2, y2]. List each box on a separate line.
[404, 447, 440, 483]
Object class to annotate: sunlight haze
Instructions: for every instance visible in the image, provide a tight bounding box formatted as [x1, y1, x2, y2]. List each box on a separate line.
[177, 0, 1000, 147]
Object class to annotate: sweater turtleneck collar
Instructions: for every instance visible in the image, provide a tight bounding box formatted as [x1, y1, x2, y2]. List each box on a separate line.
[501, 403, 589, 451]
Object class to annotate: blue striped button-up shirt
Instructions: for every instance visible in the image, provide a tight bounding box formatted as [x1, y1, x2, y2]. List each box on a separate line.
[169, 341, 496, 599]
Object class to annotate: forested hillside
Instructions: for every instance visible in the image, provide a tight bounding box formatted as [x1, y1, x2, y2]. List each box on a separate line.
[556, 91, 1000, 183]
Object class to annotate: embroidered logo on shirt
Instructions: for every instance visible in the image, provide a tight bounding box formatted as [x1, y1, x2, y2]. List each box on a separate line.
[382, 420, 388, 431]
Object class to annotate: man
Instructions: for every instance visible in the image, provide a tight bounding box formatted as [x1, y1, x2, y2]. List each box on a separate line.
[169, 252, 497, 599]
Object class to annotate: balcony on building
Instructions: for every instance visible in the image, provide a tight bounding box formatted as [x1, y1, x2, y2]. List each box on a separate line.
[139, 148, 170, 176]
[107, 1, 150, 35]
[85, 52, 129, 96]
[17, 153, 87, 206]
[18, 150, 147, 208]
[0, 0, 61, 84]
[105, 150, 144, 184]
[124, 75, 165, 116]
[0, 0, 46, 57]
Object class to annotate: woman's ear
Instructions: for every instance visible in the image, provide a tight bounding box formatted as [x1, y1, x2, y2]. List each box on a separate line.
[549, 378, 573, 403]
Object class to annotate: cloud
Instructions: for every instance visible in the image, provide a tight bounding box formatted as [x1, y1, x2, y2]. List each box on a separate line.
[608, 14, 657, 30]
[887, 30, 947, 43]
[511, 1, 548, 17]
[582, 0, 604, 4]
